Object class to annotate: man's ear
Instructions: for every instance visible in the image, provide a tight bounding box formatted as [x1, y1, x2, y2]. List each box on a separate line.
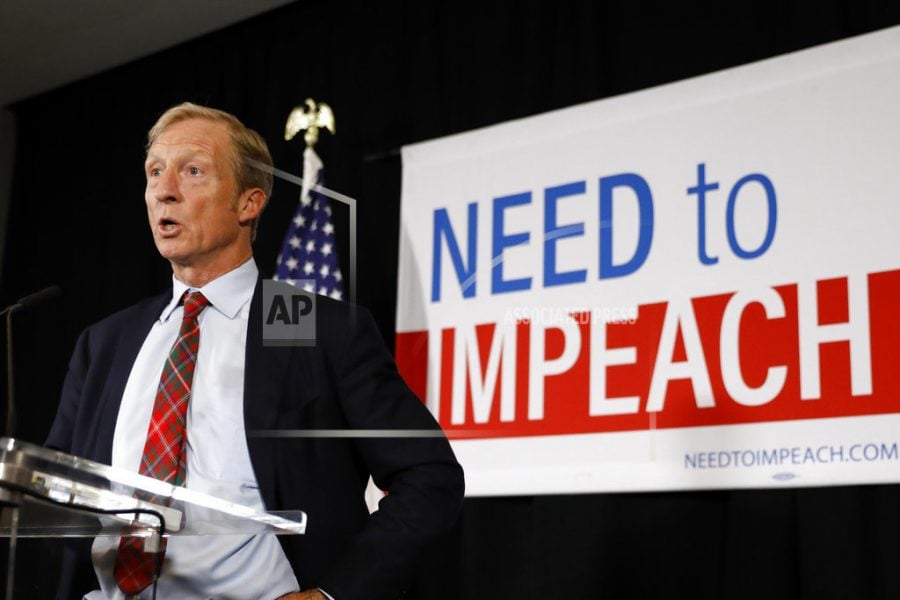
[238, 188, 267, 225]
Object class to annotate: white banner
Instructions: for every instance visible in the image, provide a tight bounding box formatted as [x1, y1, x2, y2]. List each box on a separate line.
[396, 27, 900, 495]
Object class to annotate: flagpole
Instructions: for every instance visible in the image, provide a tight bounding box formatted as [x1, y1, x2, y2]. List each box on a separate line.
[348, 197, 356, 304]
[262, 162, 356, 303]
[279, 98, 355, 302]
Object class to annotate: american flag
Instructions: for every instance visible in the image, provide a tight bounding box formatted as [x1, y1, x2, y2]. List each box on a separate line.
[274, 147, 344, 300]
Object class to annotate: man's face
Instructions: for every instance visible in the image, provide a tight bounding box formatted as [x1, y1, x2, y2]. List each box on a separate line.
[144, 118, 250, 274]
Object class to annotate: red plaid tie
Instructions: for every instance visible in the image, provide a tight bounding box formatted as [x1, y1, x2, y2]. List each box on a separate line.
[114, 291, 210, 595]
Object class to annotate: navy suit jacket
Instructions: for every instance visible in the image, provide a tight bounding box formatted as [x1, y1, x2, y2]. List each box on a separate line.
[46, 279, 464, 600]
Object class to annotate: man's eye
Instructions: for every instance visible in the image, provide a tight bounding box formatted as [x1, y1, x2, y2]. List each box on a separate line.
[188, 166, 202, 176]
[149, 168, 162, 177]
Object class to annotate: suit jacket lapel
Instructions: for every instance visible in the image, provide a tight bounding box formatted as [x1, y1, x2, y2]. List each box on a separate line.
[243, 278, 293, 507]
[94, 292, 170, 464]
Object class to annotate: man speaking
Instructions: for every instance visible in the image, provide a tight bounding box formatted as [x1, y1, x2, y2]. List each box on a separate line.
[46, 102, 464, 599]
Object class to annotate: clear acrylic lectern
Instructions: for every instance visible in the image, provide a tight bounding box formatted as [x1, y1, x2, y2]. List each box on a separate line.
[0, 437, 307, 597]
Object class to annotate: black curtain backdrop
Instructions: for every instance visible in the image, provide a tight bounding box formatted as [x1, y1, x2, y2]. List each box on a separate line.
[2, 1, 900, 598]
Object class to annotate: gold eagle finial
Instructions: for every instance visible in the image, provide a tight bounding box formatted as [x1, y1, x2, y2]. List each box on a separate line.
[284, 98, 335, 148]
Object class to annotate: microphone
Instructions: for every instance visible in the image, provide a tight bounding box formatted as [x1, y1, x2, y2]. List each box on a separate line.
[0, 285, 62, 316]
[3, 285, 63, 436]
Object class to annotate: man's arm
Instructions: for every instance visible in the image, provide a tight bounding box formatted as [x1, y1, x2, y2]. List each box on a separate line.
[46, 328, 91, 452]
[318, 304, 465, 599]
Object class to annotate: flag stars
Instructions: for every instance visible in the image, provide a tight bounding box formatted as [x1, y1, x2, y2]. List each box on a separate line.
[275, 164, 344, 300]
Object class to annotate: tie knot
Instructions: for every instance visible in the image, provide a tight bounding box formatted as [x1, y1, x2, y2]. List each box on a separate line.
[182, 291, 210, 320]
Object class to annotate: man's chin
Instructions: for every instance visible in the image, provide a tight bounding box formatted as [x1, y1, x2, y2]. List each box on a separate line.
[155, 244, 191, 266]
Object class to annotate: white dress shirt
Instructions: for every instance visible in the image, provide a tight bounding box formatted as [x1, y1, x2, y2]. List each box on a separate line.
[87, 259, 299, 599]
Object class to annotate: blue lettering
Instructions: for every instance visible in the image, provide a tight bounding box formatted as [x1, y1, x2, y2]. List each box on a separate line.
[726, 173, 777, 259]
[431, 203, 478, 301]
[863, 443, 880, 461]
[492, 192, 532, 294]
[599, 173, 654, 279]
[686, 163, 720, 265]
[544, 181, 587, 287]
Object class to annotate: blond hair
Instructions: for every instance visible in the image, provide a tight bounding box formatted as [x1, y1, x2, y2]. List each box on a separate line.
[147, 102, 273, 238]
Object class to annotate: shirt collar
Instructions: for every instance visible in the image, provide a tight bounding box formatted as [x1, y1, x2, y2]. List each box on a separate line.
[159, 258, 259, 322]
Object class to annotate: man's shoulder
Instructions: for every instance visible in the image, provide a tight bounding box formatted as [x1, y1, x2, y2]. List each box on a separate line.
[312, 293, 356, 319]
[84, 290, 170, 335]
[310, 294, 377, 336]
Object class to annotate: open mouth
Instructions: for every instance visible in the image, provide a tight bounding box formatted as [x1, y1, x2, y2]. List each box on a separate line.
[158, 217, 181, 234]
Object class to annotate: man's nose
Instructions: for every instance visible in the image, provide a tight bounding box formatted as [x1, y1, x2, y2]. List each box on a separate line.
[151, 169, 179, 202]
